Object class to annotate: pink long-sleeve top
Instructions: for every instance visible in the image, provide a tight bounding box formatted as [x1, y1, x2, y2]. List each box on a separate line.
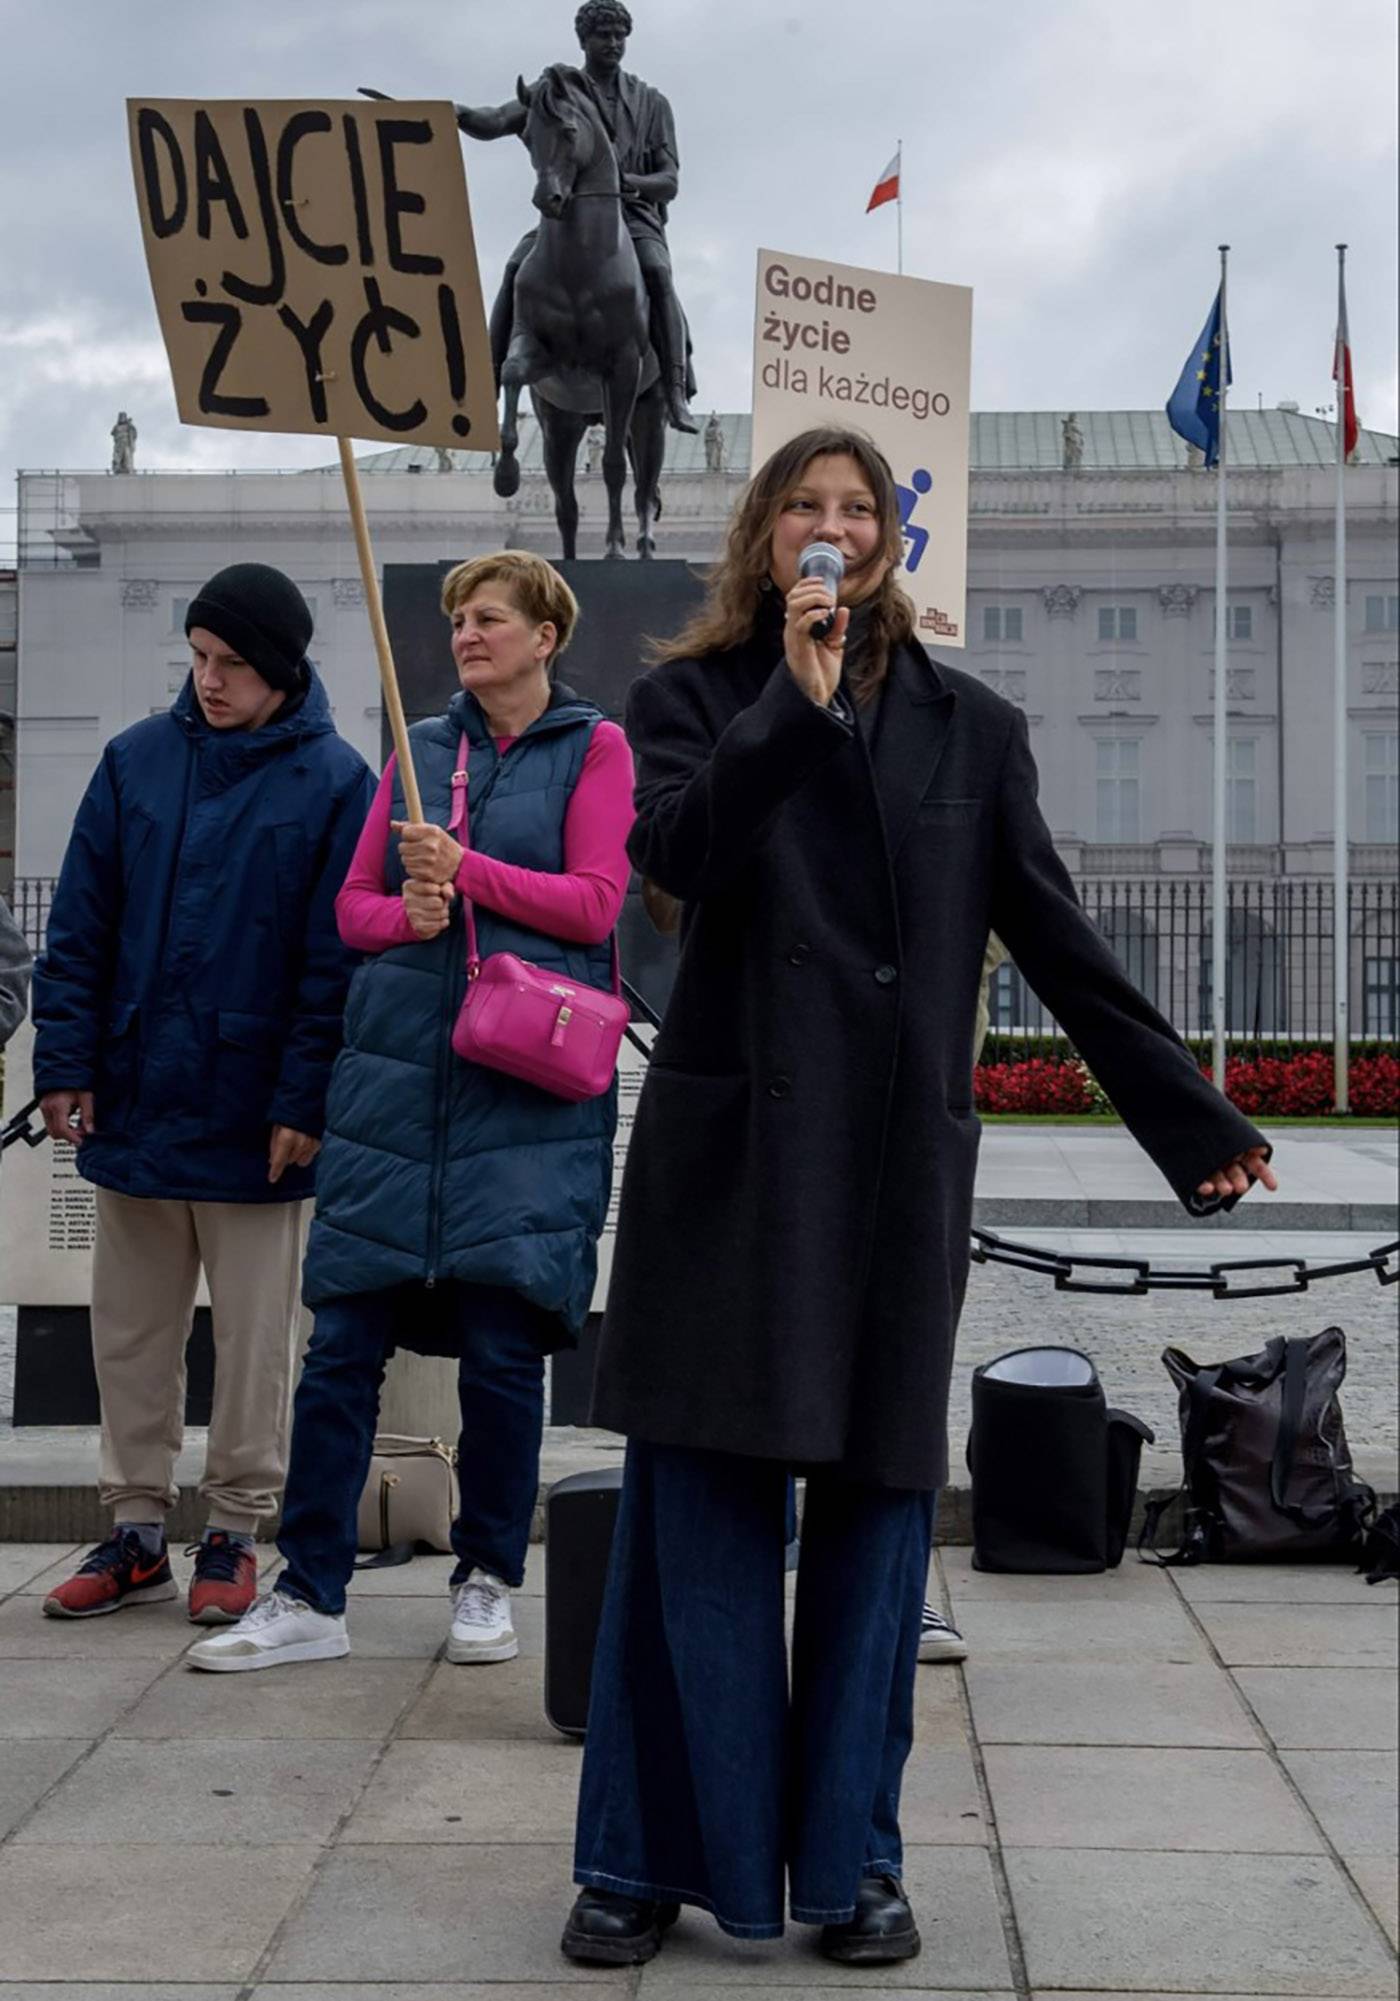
[335, 722, 636, 955]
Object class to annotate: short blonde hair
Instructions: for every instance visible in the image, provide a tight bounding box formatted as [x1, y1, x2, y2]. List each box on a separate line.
[440, 551, 580, 663]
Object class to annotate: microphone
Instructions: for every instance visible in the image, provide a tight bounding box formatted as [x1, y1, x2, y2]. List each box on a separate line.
[798, 541, 845, 641]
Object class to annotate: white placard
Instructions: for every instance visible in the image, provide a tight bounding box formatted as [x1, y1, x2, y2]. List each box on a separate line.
[752, 247, 972, 646]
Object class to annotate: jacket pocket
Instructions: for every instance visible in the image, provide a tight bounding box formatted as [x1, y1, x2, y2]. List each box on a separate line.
[96, 999, 141, 1128]
[121, 811, 157, 891]
[269, 822, 310, 943]
[214, 1010, 281, 1136]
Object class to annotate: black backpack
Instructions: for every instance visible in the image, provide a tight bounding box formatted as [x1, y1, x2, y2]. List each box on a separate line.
[967, 1346, 1153, 1574]
[1141, 1326, 1376, 1565]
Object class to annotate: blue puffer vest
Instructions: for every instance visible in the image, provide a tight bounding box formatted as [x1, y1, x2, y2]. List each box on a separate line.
[302, 683, 618, 1334]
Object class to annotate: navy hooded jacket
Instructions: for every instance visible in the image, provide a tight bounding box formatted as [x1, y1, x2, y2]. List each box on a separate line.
[302, 684, 618, 1336]
[31, 668, 374, 1204]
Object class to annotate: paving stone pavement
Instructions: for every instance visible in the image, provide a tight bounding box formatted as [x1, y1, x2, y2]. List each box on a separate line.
[0, 1539, 1393, 1997]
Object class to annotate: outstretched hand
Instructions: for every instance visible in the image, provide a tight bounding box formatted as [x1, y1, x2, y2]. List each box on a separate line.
[1196, 1145, 1278, 1203]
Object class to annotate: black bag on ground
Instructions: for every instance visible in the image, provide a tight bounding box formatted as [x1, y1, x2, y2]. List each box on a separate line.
[1359, 1501, 1400, 1584]
[1141, 1326, 1376, 1565]
[968, 1346, 1153, 1574]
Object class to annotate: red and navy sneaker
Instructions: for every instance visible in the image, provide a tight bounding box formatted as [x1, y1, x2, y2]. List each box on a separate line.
[187, 1533, 259, 1625]
[43, 1530, 177, 1619]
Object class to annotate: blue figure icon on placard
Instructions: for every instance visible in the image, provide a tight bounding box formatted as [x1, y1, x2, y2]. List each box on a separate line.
[896, 467, 933, 573]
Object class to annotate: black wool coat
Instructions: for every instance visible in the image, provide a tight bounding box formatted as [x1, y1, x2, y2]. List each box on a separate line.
[591, 628, 1268, 1489]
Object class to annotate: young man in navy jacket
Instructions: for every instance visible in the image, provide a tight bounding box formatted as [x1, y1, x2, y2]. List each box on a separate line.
[32, 564, 373, 1625]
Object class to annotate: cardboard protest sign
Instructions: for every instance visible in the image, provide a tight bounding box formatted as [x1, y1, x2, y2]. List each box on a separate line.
[128, 98, 499, 451]
[752, 248, 971, 646]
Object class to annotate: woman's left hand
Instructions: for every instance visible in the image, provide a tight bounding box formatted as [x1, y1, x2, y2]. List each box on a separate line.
[1196, 1145, 1278, 1202]
[391, 820, 464, 885]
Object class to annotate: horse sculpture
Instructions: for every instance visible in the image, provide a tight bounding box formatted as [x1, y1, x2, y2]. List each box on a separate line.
[495, 65, 667, 560]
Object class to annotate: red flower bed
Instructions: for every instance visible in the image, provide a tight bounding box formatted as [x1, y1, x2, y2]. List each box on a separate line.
[976, 1049, 1400, 1117]
[974, 1058, 1096, 1115]
[1216, 1050, 1335, 1116]
[1347, 1052, 1400, 1116]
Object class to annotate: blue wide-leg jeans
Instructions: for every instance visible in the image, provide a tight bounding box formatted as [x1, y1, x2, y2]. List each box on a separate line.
[277, 1283, 548, 1615]
[573, 1440, 934, 1938]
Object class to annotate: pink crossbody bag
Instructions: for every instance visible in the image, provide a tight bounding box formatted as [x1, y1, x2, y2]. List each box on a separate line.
[443, 734, 629, 1102]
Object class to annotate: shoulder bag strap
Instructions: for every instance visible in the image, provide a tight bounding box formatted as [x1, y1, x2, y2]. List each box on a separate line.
[447, 733, 481, 979]
[449, 728, 624, 996]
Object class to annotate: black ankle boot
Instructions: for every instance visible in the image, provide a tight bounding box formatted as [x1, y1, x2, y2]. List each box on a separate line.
[818, 1872, 921, 1964]
[561, 1886, 681, 1965]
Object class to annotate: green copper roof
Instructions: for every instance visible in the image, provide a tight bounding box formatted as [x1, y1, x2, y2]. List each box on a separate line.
[343, 408, 1398, 478]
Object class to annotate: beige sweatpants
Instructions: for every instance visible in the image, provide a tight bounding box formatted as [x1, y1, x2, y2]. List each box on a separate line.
[91, 1188, 307, 1534]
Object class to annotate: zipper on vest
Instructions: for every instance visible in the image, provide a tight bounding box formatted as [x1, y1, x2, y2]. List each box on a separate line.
[424, 940, 458, 1288]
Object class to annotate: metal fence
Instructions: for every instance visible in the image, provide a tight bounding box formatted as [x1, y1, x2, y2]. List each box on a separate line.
[13, 872, 1397, 1052]
[986, 876, 1399, 1055]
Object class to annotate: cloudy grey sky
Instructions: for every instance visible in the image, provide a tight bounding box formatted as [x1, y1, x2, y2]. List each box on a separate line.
[1, 0, 1395, 546]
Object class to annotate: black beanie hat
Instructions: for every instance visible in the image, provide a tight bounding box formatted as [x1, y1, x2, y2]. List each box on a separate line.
[184, 563, 312, 694]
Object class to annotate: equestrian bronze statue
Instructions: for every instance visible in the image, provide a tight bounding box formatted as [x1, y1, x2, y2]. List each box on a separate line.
[363, 1, 697, 559]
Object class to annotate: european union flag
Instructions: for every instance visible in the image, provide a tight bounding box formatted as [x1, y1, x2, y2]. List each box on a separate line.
[1167, 287, 1232, 467]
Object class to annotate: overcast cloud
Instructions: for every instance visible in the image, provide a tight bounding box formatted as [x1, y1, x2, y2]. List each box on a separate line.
[1, 0, 1395, 549]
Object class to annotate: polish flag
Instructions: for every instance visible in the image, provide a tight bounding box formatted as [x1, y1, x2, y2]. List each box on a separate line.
[866, 148, 900, 213]
[1332, 268, 1359, 462]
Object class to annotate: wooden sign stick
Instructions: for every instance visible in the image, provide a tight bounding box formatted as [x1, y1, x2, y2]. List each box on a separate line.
[337, 436, 424, 823]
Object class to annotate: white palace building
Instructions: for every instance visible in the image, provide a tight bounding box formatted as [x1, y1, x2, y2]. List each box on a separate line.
[9, 407, 1399, 1042]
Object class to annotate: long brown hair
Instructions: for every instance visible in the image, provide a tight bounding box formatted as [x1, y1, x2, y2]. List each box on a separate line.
[650, 425, 915, 696]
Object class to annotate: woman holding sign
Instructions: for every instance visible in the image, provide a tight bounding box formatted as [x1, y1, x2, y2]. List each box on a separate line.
[189, 551, 635, 1675]
[561, 426, 1276, 1967]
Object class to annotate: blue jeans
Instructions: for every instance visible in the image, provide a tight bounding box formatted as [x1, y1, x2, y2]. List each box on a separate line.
[277, 1284, 549, 1615]
[573, 1441, 933, 1938]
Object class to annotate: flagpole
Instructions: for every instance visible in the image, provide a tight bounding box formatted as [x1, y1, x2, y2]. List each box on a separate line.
[1333, 243, 1350, 1111]
[1211, 245, 1231, 1096]
[896, 138, 904, 275]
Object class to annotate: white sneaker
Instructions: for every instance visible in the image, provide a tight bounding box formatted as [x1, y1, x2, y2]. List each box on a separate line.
[185, 1589, 349, 1672]
[918, 1601, 968, 1664]
[446, 1567, 518, 1664]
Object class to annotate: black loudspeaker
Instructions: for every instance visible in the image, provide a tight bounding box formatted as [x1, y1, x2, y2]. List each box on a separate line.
[967, 1346, 1152, 1574]
[544, 1464, 623, 1737]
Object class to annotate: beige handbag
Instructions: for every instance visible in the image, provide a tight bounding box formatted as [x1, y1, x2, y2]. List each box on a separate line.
[355, 1435, 457, 1556]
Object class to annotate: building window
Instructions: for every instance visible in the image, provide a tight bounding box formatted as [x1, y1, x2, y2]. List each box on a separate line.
[1364, 957, 1398, 1036]
[1364, 731, 1399, 842]
[1098, 605, 1138, 644]
[1095, 737, 1141, 841]
[983, 605, 1023, 644]
[1363, 594, 1400, 633]
[1228, 737, 1258, 843]
[1214, 603, 1253, 641]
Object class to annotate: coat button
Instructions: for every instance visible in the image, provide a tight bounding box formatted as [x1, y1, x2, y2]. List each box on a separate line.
[873, 964, 899, 986]
[768, 1075, 792, 1100]
[787, 944, 811, 967]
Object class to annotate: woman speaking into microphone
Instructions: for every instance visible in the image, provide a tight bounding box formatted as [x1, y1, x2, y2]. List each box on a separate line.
[561, 425, 1276, 1969]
